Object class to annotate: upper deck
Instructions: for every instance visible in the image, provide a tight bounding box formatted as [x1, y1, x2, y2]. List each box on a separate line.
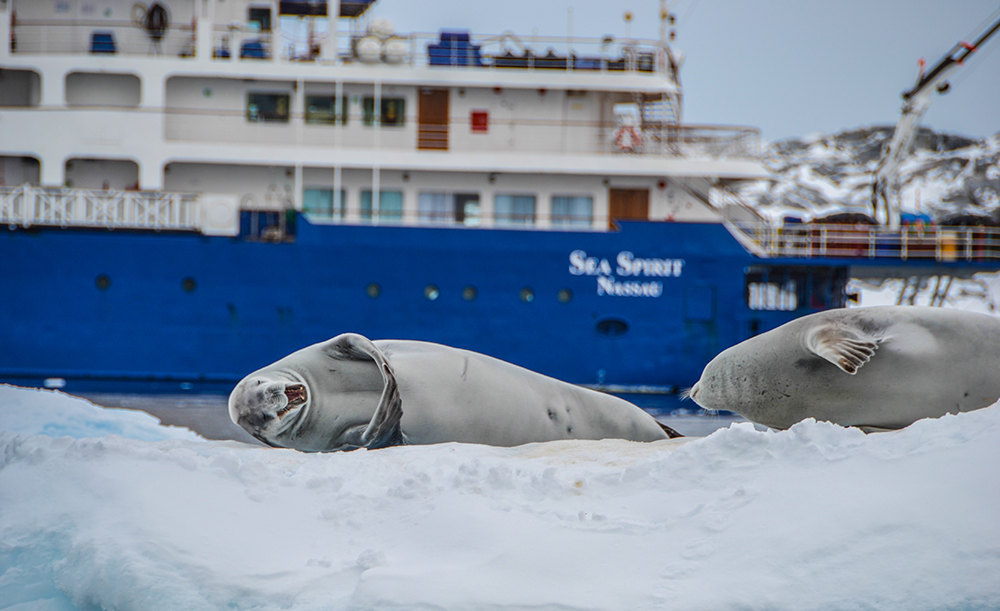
[3, 0, 681, 92]
[0, 0, 765, 191]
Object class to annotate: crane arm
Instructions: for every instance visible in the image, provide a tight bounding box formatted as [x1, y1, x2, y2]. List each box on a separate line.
[872, 15, 1000, 229]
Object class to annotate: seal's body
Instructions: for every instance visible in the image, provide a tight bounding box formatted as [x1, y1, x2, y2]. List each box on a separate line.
[229, 333, 677, 451]
[688, 306, 1000, 430]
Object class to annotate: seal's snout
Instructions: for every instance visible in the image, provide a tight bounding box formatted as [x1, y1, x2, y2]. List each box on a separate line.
[679, 382, 700, 403]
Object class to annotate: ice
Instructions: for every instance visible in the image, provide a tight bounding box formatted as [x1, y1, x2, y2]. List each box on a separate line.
[2, 385, 999, 610]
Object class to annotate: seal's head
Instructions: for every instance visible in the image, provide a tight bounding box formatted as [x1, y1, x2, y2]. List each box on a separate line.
[686, 349, 749, 413]
[228, 373, 310, 446]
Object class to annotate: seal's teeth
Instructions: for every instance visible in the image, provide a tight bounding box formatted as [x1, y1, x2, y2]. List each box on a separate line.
[277, 384, 307, 418]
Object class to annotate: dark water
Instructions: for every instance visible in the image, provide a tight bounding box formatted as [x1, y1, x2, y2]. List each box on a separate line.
[81, 391, 747, 442]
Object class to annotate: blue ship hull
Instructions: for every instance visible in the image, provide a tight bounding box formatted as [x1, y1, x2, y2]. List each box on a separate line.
[0, 215, 866, 394]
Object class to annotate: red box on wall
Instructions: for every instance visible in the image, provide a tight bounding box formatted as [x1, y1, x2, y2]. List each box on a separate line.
[470, 110, 489, 133]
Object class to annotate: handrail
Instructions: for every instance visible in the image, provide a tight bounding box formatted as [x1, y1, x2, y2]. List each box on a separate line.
[725, 221, 1000, 263]
[10, 18, 672, 79]
[0, 184, 201, 232]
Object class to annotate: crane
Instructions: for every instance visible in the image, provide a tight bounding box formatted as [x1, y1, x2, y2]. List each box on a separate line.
[872, 13, 1000, 229]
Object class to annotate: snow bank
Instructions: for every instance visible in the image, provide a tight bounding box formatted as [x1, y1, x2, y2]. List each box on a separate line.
[1, 386, 998, 611]
[0, 384, 200, 442]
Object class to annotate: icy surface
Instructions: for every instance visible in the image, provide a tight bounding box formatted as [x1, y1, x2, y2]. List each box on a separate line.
[0, 385, 201, 442]
[1, 385, 999, 611]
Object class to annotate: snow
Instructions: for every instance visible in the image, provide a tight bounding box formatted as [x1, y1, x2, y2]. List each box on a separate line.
[0, 385, 201, 442]
[2, 386, 999, 610]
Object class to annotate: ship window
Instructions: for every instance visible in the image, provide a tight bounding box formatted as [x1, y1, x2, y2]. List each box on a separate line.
[0, 70, 41, 107]
[305, 95, 348, 125]
[360, 190, 403, 222]
[418, 192, 480, 226]
[362, 97, 406, 126]
[520, 287, 535, 303]
[95, 275, 111, 290]
[366, 283, 381, 298]
[181, 277, 197, 293]
[247, 93, 290, 122]
[745, 266, 848, 311]
[462, 286, 477, 300]
[748, 281, 798, 311]
[303, 188, 345, 219]
[424, 285, 440, 301]
[557, 288, 573, 303]
[552, 195, 593, 226]
[248, 7, 272, 31]
[495, 194, 536, 226]
[595, 317, 629, 337]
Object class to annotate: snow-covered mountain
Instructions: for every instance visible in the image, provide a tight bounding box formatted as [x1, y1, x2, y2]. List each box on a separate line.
[740, 127, 1000, 223]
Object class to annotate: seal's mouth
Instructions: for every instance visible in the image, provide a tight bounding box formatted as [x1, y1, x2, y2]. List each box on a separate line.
[276, 383, 307, 418]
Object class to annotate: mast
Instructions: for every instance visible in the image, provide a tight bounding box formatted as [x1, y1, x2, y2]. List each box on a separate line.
[872, 13, 1000, 229]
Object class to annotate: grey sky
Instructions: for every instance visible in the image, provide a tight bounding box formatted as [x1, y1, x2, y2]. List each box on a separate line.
[363, 0, 1000, 143]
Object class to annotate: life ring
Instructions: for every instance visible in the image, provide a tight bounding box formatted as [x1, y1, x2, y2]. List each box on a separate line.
[131, 3, 147, 26]
[614, 125, 642, 152]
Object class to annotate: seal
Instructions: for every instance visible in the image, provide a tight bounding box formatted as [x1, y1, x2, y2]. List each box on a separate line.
[687, 306, 1000, 431]
[229, 333, 680, 451]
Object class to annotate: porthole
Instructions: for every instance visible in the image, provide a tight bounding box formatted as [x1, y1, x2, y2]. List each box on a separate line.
[462, 286, 477, 301]
[366, 283, 381, 298]
[520, 287, 535, 303]
[557, 288, 573, 303]
[95, 274, 111, 290]
[595, 317, 629, 337]
[181, 277, 197, 292]
[424, 285, 440, 301]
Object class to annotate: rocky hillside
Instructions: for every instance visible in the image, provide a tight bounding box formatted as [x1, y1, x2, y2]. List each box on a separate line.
[740, 127, 1000, 223]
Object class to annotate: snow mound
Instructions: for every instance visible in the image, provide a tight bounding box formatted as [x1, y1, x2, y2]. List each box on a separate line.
[0, 384, 201, 442]
[1, 386, 998, 611]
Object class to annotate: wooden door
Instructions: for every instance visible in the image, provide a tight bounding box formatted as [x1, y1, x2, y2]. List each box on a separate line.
[608, 188, 649, 228]
[418, 88, 449, 150]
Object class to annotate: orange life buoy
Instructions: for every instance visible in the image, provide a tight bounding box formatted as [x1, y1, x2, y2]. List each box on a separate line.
[614, 125, 642, 152]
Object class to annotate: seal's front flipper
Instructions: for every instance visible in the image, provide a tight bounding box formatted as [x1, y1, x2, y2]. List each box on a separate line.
[805, 324, 880, 375]
[321, 333, 406, 449]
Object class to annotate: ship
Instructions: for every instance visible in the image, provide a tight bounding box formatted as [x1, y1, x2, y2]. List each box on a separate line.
[1, 0, 998, 396]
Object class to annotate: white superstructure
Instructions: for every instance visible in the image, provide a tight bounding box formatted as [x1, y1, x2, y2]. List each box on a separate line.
[0, 0, 767, 235]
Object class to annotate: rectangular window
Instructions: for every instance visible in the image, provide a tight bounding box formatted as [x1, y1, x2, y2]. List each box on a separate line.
[747, 281, 798, 311]
[362, 97, 406, 126]
[744, 266, 849, 311]
[305, 95, 348, 125]
[551, 195, 593, 226]
[418, 192, 480, 225]
[303, 188, 346, 219]
[247, 92, 289, 122]
[360, 190, 404, 222]
[495, 194, 536, 226]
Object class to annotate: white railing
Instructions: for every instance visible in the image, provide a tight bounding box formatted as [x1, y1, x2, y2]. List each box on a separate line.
[713, 188, 1000, 263]
[1, 184, 201, 232]
[724, 219, 1000, 263]
[10, 18, 674, 79]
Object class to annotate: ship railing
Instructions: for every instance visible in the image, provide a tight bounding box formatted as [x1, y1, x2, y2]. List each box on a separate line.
[610, 124, 761, 158]
[154, 104, 760, 160]
[9, 18, 197, 57]
[9, 15, 673, 78]
[0, 184, 200, 232]
[725, 219, 1000, 263]
[204, 25, 674, 77]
